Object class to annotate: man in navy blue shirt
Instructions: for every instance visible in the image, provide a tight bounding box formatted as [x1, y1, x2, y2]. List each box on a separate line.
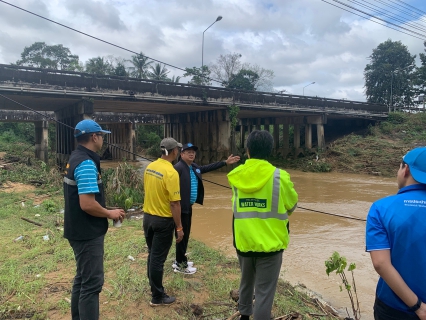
[173, 143, 240, 273]
[64, 119, 125, 320]
[366, 147, 426, 320]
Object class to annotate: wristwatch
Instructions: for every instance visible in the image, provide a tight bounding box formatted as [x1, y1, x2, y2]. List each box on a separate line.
[408, 297, 422, 312]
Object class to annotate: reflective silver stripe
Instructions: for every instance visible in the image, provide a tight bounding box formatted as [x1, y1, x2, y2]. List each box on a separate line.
[64, 177, 76, 186]
[234, 211, 288, 220]
[63, 177, 102, 185]
[271, 168, 280, 213]
[233, 168, 288, 221]
[233, 186, 238, 214]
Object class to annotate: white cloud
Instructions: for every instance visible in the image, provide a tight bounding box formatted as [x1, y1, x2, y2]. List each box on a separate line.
[0, 0, 425, 101]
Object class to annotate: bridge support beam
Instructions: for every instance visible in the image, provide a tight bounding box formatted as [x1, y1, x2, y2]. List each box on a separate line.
[55, 100, 94, 168]
[34, 121, 48, 163]
[103, 122, 135, 161]
[306, 115, 327, 150]
[164, 110, 231, 164]
[305, 124, 312, 149]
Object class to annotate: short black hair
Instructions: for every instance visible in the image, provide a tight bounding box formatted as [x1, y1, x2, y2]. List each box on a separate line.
[76, 133, 93, 144]
[246, 130, 273, 159]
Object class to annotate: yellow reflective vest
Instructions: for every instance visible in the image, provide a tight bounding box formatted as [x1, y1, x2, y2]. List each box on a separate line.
[228, 159, 298, 254]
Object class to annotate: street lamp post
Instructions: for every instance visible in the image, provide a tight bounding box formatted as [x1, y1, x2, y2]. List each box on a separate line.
[303, 82, 315, 96]
[202, 16, 222, 71]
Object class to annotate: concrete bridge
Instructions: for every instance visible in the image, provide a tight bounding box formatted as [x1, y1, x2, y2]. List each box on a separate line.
[0, 64, 388, 166]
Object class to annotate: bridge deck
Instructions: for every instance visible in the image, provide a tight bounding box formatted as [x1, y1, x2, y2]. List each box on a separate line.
[0, 64, 388, 120]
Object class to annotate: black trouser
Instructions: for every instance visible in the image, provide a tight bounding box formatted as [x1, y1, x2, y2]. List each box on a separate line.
[68, 234, 105, 320]
[175, 207, 192, 267]
[374, 297, 420, 320]
[143, 213, 175, 300]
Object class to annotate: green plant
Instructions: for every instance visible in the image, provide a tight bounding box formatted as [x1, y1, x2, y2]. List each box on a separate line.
[228, 105, 240, 129]
[102, 162, 144, 208]
[42, 200, 57, 213]
[325, 252, 360, 320]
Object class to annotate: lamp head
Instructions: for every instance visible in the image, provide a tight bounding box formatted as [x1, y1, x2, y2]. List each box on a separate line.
[216, 16, 223, 21]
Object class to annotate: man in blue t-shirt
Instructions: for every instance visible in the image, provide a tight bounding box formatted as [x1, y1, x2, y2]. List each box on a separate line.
[366, 147, 426, 320]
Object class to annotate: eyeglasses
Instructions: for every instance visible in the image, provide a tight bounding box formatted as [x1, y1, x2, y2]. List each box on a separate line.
[95, 133, 105, 138]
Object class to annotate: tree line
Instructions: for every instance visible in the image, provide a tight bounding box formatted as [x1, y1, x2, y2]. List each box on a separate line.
[364, 39, 426, 109]
[13, 42, 275, 92]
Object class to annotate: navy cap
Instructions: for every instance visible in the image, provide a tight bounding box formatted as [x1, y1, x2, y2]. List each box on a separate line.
[182, 143, 198, 151]
[403, 147, 426, 184]
[74, 120, 111, 137]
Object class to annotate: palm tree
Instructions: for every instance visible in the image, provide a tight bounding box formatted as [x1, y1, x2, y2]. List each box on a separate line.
[85, 57, 113, 75]
[169, 75, 181, 83]
[127, 52, 153, 79]
[148, 63, 170, 81]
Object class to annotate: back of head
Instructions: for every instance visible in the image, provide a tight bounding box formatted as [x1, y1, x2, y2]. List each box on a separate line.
[403, 147, 426, 184]
[160, 137, 182, 156]
[246, 130, 273, 160]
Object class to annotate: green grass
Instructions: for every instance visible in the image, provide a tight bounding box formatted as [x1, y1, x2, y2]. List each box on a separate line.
[272, 112, 426, 177]
[0, 190, 336, 319]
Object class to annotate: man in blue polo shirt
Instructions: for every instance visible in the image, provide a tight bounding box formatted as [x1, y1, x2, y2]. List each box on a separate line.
[64, 119, 125, 319]
[366, 147, 426, 320]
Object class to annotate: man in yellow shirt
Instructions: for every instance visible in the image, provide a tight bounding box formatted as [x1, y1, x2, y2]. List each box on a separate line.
[143, 138, 184, 306]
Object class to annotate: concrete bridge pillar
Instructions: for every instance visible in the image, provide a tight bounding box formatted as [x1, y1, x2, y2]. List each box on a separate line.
[317, 124, 325, 150]
[305, 124, 312, 149]
[306, 115, 327, 150]
[293, 124, 300, 149]
[273, 124, 280, 153]
[55, 99, 94, 168]
[239, 125, 246, 149]
[282, 123, 289, 158]
[103, 122, 135, 160]
[34, 120, 48, 163]
[164, 109, 231, 164]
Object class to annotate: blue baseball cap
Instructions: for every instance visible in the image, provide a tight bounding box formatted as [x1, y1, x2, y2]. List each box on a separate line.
[403, 147, 426, 184]
[74, 119, 111, 137]
[181, 143, 198, 151]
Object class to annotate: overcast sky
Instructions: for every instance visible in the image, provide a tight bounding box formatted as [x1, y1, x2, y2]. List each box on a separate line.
[0, 0, 425, 101]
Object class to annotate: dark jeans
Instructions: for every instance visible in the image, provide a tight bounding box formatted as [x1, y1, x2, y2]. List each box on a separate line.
[68, 234, 105, 320]
[374, 297, 420, 320]
[175, 208, 192, 266]
[143, 213, 175, 300]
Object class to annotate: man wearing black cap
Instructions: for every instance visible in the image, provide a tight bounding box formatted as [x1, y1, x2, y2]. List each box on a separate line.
[366, 147, 426, 319]
[143, 137, 184, 306]
[173, 143, 240, 273]
[64, 119, 125, 320]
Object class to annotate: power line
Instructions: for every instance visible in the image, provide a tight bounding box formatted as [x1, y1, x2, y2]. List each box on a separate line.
[0, 0, 222, 85]
[320, 0, 426, 41]
[332, 0, 426, 38]
[350, 0, 426, 34]
[375, 0, 426, 25]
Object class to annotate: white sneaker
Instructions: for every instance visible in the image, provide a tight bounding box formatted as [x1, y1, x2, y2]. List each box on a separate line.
[173, 266, 197, 274]
[172, 261, 194, 269]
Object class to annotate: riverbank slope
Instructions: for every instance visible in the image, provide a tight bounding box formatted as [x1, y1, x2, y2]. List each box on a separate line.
[279, 112, 426, 177]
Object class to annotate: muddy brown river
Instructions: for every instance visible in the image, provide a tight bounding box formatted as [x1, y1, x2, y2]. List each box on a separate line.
[191, 170, 398, 320]
[102, 160, 398, 319]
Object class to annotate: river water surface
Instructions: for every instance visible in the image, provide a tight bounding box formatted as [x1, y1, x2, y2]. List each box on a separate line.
[190, 170, 397, 320]
[102, 160, 398, 320]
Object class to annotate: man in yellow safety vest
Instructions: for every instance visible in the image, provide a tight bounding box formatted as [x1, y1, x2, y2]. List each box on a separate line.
[228, 130, 298, 320]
